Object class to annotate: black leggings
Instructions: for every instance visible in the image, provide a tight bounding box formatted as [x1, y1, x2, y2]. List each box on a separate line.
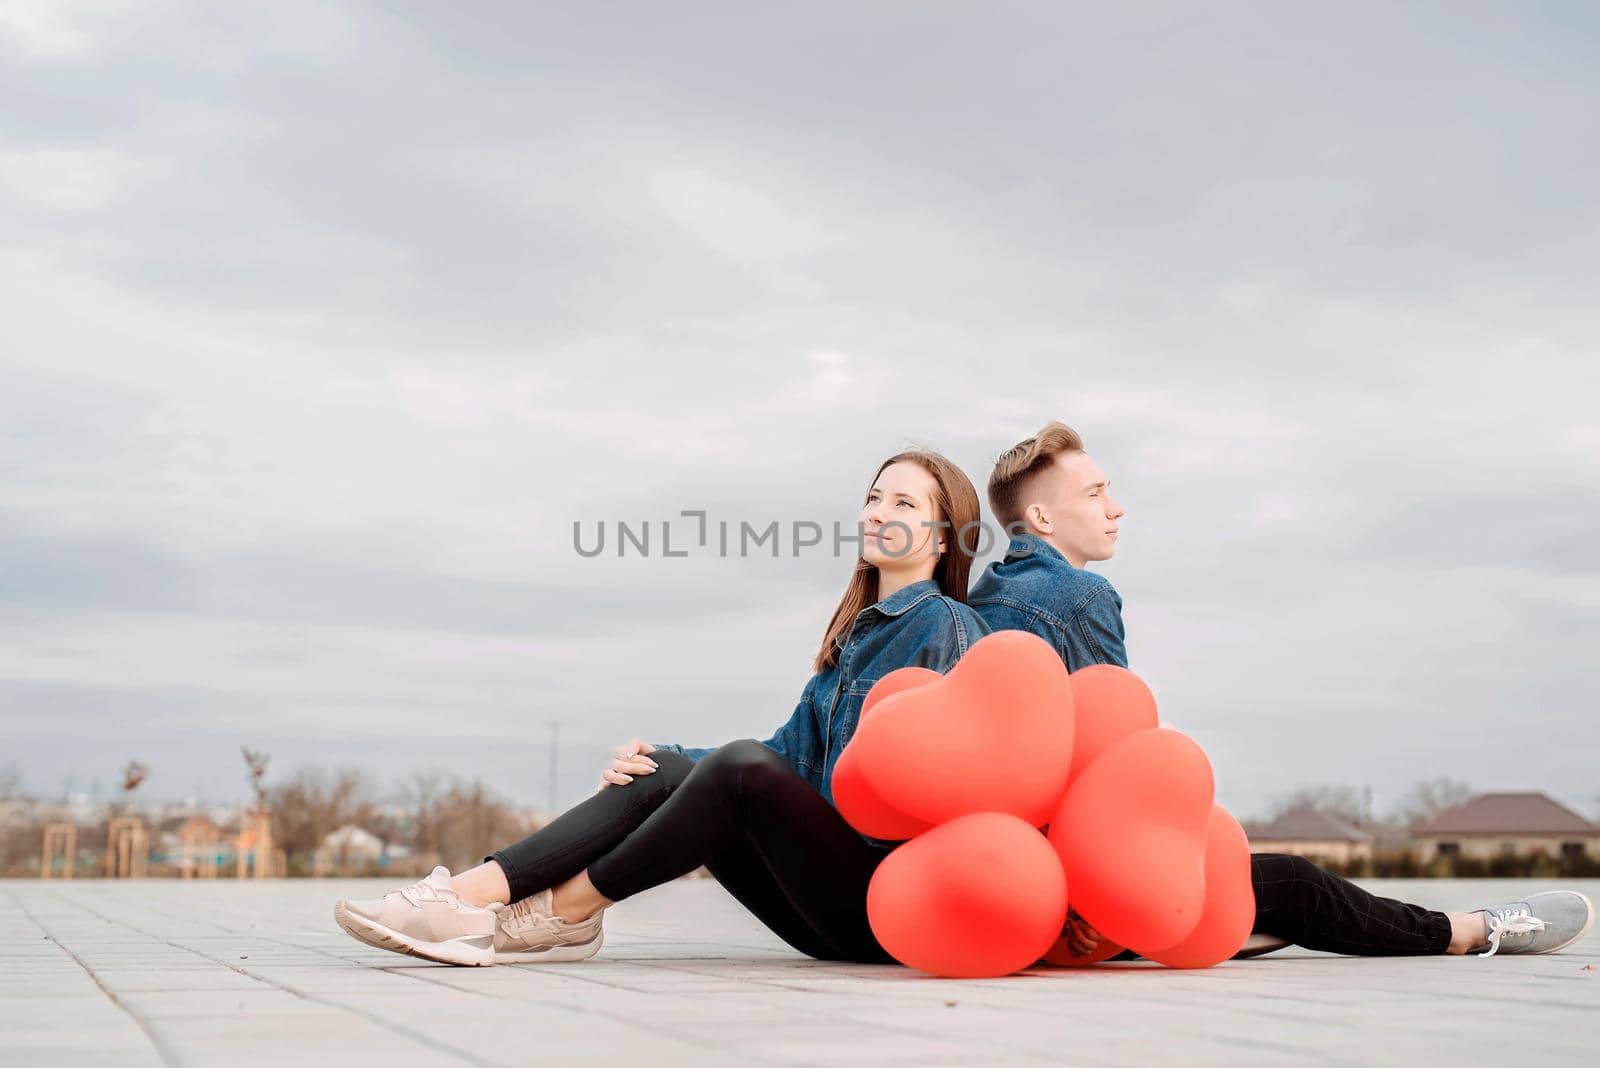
[487, 741, 895, 963]
[1249, 852, 1453, 955]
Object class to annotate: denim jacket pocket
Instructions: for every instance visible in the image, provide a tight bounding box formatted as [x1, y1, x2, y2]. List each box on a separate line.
[847, 676, 881, 697]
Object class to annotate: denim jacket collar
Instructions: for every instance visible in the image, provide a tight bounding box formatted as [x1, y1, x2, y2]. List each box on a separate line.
[862, 577, 942, 619]
[969, 530, 1127, 671]
[1004, 533, 1069, 567]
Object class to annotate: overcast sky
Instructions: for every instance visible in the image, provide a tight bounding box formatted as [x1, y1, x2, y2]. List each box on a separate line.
[2, 1, 1596, 821]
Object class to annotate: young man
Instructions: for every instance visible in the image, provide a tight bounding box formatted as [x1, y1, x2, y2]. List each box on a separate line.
[969, 421, 1594, 960]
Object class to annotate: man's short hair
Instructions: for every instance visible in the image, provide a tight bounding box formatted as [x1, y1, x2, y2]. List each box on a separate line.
[988, 421, 1085, 529]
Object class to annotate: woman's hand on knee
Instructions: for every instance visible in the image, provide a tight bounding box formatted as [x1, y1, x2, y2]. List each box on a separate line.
[599, 739, 658, 790]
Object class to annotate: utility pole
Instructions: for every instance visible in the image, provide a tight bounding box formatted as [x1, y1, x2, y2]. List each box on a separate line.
[547, 721, 560, 817]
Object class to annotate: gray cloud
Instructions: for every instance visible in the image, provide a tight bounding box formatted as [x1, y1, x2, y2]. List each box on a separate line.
[3, 1, 1597, 819]
[0, 508, 779, 635]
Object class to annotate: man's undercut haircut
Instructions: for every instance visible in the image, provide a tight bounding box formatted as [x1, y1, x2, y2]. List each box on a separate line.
[988, 421, 1085, 530]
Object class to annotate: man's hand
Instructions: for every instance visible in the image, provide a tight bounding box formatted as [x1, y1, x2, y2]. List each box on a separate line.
[1063, 908, 1103, 957]
[599, 739, 657, 790]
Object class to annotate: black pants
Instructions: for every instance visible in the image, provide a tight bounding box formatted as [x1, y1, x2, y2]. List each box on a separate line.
[487, 741, 895, 963]
[1248, 852, 1453, 955]
[1114, 854, 1454, 958]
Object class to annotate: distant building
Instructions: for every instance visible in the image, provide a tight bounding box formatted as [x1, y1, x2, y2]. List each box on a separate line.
[322, 825, 411, 864]
[1413, 792, 1600, 864]
[1245, 804, 1374, 866]
[174, 814, 221, 842]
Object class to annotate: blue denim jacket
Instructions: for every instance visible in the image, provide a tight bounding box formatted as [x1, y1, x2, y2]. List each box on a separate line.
[967, 534, 1129, 671]
[654, 578, 987, 806]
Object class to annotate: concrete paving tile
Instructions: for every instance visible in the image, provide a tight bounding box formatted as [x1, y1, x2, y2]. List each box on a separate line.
[141, 1011, 471, 1068]
[0, 997, 166, 1065]
[90, 967, 272, 993]
[113, 987, 309, 1019]
[3, 876, 1597, 1067]
[0, 976, 109, 998]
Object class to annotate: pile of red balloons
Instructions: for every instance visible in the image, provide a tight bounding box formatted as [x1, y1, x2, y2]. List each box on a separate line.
[832, 630, 1253, 978]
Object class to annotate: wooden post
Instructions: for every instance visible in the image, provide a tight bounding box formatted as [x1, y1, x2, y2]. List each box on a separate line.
[41, 823, 76, 879]
[132, 825, 148, 878]
[106, 817, 147, 879]
[179, 819, 222, 880]
[234, 808, 276, 879]
[255, 810, 274, 880]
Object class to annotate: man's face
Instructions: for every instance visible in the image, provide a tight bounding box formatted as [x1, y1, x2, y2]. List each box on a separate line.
[1036, 452, 1125, 568]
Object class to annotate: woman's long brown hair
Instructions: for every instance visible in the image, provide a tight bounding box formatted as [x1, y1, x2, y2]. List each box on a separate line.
[812, 449, 982, 672]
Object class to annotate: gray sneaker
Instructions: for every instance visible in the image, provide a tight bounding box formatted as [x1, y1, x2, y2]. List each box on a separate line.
[494, 887, 604, 964]
[1475, 890, 1595, 957]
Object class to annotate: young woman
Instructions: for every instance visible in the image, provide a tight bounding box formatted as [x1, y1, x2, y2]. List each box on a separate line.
[335, 448, 989, 966]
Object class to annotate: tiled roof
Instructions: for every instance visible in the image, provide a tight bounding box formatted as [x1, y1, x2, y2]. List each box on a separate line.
[1245, 803, 1373, 843]
[1414, 792, 1600, 836]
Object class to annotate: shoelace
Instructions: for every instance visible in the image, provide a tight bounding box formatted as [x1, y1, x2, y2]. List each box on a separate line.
[501, 893, 560, 937]
[395, 878, 447, 908]
[1480, 907, 1545, 958]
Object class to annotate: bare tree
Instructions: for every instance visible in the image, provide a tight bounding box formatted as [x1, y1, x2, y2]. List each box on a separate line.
[241, 748, 271, 807]
[120, 760, 149, 813]
[365, 805, 403, 858]
[0, 811, 49, 877]
[401, 771, 530, 872]
[269, 768, 377, 861]
[433, 778, 531, 872]
[401, 770, 446, 863]
[0, 762, 22, 801]
[1392, 777, 1476, 829]
[1268, 785, 1368, 827]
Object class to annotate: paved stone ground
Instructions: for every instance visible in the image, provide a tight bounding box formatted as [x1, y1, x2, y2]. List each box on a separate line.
[3, 877, 1596, 1067]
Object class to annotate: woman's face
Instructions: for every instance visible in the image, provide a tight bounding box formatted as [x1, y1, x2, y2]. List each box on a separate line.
[858, 461, 945, 574]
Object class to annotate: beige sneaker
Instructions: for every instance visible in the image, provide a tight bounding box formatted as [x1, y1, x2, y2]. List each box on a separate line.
[494, 887, 605, 964]
[334, 866, 496, 966]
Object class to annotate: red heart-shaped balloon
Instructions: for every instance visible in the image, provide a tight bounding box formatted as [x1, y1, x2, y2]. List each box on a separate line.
[1048, 727, 1214, 953]
[862, 666, 943, 716]
[867, 812, 1068, 978]
[1145, 804, 1255, 969]
[833, 667, 940, 840]
[1067, 664, 1159, 786]
[846, 630, 1075, 827]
